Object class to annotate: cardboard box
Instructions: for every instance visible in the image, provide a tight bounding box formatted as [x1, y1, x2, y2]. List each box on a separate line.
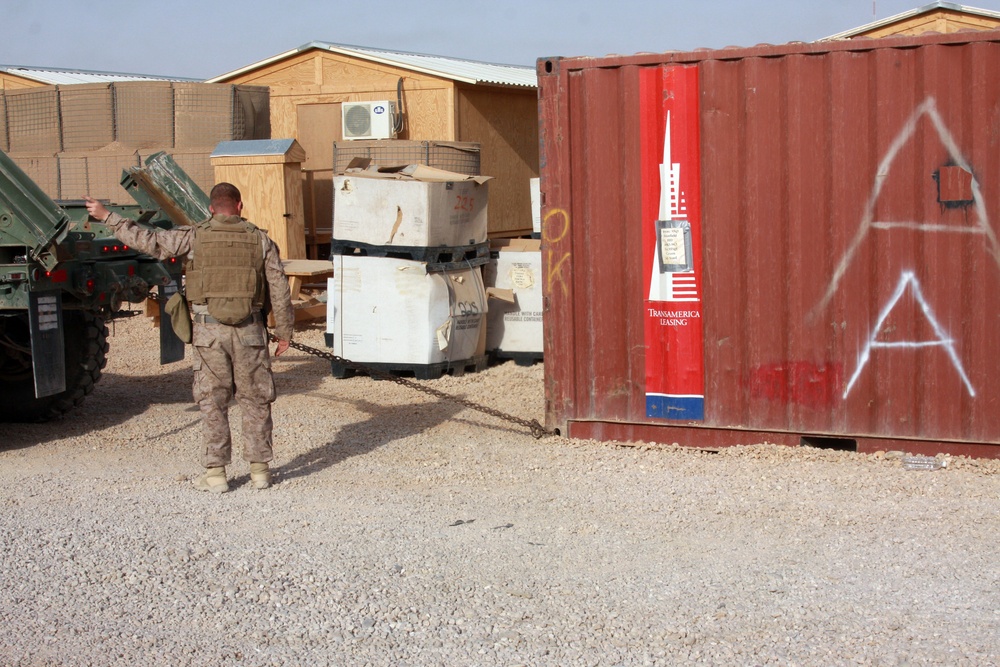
[483, 238, 543, 354]
[327, 255, 487, 366]
[333, 164, 490, 248]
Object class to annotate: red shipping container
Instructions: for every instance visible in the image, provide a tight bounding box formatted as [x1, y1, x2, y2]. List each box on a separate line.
[538, 31, 1000, 458]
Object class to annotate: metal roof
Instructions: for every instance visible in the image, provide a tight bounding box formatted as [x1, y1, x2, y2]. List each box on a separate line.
[212, 139, 302, 158]
[207, 42, 537, 88]
[0, 65, 196, 85]
[821, 1, 1000, 40]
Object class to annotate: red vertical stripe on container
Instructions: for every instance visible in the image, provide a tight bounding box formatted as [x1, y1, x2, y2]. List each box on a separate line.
[642, 65, 705, 421]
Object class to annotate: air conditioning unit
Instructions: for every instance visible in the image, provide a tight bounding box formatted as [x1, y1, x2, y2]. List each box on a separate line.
[342, 100, 397, 140]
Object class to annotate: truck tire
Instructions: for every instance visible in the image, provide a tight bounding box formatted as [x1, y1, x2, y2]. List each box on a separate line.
[0, 310, 109, 422]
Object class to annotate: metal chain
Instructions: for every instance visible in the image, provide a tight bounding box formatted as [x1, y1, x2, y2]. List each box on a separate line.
[145, 289, 552, 438]
[273, 334, 553, 439]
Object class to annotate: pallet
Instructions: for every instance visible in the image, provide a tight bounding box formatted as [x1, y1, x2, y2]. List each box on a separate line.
[330, 354, 489, 380]
[490, 350, 543, 367]
[330, 239, 489, 271]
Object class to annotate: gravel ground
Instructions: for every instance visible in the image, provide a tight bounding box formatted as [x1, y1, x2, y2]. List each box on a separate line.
[3, 313, 1000, 666]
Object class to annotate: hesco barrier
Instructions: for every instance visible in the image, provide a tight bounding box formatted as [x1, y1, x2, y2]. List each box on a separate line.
[2, 82, 269, 203]
[538, 30, 1000, 458]
[333, 140, 482, 176]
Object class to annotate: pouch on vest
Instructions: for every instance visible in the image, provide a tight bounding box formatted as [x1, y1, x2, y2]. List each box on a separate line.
[208, 296, 255, 325]
[164, 292, 192, 343]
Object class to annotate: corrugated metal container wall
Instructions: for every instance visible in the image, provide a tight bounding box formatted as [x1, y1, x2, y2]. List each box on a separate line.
[538, 32, 1000, 458]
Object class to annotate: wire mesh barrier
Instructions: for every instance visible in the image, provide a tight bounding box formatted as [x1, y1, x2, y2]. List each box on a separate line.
[58, 83, 116, 152]
[1, 82, 269, 203]
[333, 140, 481, 175]
[6, 86, 61, 153]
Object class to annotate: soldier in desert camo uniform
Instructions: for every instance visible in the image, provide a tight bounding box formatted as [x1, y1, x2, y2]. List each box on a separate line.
[85, 183, 294, 493]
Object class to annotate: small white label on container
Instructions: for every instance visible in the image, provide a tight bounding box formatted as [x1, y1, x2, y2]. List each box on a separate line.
[660, 227, 688, 266]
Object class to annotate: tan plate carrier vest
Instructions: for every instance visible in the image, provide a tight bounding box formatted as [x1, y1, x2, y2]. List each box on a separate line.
[186, 217, 265, 325]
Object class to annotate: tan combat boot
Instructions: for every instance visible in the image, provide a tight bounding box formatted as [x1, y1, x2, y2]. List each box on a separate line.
[193, 466, 229, 494]
[250, 462, 271, 490]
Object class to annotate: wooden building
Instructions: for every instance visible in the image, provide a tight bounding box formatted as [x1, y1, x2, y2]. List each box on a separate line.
[207, 42, 539, 241]
[0, 64, 195, 89]
[0, 67, 54, 89]
[823, 1, 1000, 40]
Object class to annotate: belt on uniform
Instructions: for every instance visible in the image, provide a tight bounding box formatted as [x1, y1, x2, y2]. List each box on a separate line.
[193, 312, 263, 326]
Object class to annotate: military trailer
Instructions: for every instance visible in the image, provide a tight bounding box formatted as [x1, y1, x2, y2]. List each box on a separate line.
[0, 151, 208, 421]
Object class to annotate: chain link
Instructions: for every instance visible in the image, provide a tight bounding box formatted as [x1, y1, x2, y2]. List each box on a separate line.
[145, 290, 552, 439]
[274, 335, 553, 439]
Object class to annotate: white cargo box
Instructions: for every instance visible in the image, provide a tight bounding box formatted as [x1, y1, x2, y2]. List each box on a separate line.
[327, 255, 487, 366]
[333, 164, 490, 248]
[483, 239, 544, 354]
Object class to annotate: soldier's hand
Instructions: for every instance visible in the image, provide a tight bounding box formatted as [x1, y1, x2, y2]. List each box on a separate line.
[83, 196, 110, 223]
[274, 339, 290, 357]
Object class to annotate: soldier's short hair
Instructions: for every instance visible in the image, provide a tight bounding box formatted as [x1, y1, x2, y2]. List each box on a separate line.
[210, 182, 242, 209]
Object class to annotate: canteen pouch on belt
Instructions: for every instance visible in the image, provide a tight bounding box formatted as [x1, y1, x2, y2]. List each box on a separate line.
[165, 292, 192, 344]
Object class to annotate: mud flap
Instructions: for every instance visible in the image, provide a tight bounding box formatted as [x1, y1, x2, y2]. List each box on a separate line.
[159, 281, 185, 364]
[29, 290, 65, 398]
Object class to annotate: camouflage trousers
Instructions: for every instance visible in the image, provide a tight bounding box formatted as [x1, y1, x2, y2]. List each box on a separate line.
[191, 318, 276, 468]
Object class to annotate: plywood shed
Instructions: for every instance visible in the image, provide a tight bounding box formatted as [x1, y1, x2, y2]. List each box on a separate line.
[211, 139, 307, 260]
[206, 42, 538, 243]
[823, 1, 1000, 40]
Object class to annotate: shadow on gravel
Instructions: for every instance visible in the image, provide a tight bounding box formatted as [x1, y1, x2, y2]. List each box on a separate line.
[276, 395, 464, 481]
[2, 348, 331, 450]
[0, 436, 41, 452]
[1, 364, 195, 449]
[441, 415, 538, 438]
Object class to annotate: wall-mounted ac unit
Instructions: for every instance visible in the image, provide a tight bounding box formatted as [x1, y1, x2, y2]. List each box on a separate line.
[342, 100, 397, 140]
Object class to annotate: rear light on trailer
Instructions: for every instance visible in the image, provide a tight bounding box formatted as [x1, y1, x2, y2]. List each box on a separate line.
[31, 268, 68, 283]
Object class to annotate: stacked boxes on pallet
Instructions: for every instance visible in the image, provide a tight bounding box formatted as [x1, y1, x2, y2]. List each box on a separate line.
[483, 238, 544, 365]
[325, 164, 492, 379]
[482, 177, 544, 364]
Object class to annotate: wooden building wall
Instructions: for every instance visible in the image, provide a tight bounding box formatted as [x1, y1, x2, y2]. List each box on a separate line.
[216, 48, 537, 239]
[852, 9, 1000, 38]
[0, 73, 43, 90]
[456, 84, 539, 238]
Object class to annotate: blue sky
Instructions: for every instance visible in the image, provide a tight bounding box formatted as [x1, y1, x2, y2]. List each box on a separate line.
[6, 0, 1000, 79]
